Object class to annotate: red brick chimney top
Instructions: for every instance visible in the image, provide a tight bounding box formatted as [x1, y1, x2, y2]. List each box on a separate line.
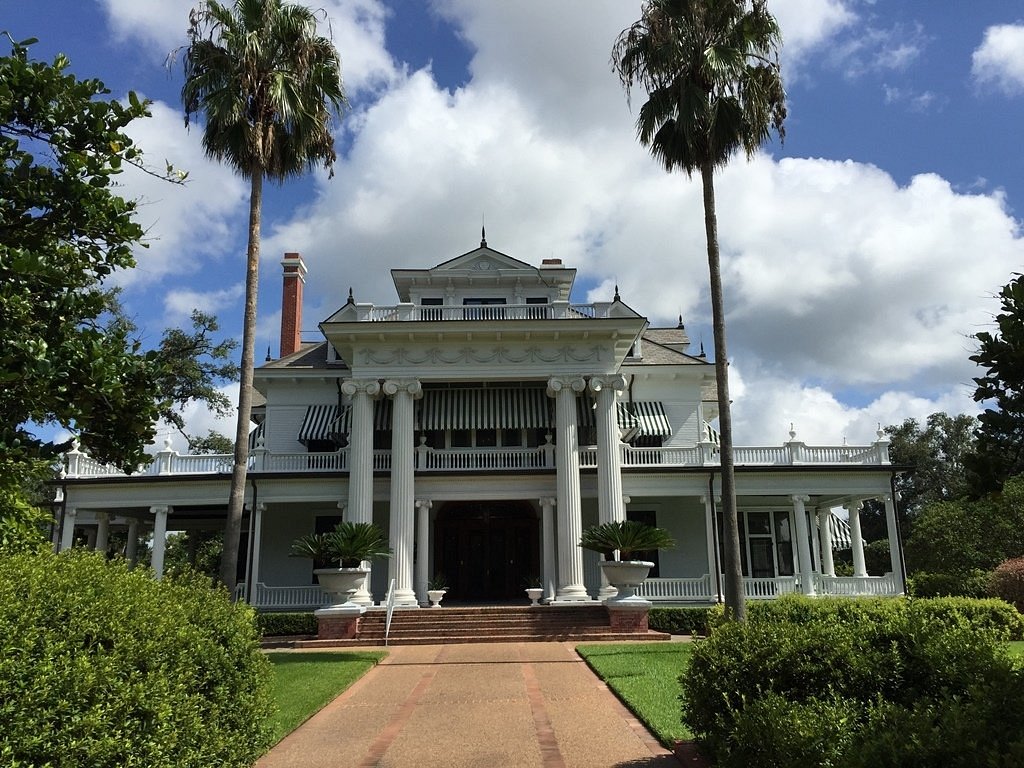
[279, 252, 307, 358]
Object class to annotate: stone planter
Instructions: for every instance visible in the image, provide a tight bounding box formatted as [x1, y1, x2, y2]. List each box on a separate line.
[315, 567, 369, 607]
[427, 588, 447, 607]
[599, 560, 653, 602]
[525, 587, 543, 606]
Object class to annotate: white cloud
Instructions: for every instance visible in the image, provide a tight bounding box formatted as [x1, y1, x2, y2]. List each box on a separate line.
[972, 24, 1024, 96]
[828, 22, 930, 79]
[154, 383, 240, 455]
[163, 284, 245, 326]
[771, 0, 856, 64]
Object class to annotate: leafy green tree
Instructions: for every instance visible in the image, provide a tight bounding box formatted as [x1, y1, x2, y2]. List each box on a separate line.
[0, 37, 165, 472]
[612, 0, 786, 621]
[0, 460, 51, 556]
[188, 431, 235, 455]
[182, 0, 346, 591]
[970, 274, 1024, 495]
[859, 412, 976, 542]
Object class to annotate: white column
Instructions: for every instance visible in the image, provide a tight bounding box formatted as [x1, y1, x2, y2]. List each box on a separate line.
[342, 378, 380, 605]
[791, 495, 815, 595]
[59, 506, 78, 551]
[846, 500, 867, 578]
[817, 508, 835, 577]
[702, 495, 722, 602]
[540, 497, 557, 602]
[548, 376, 590, 601]
[94, 512, 110, 555]
[249, 503, 265, 605]
[150, 505, 169, 580]
[883, 494, 906, 594]
[385, 379, 421, 607]
[125, 518, 140, 566]
[415, 499, 432, 606]
[591, 376, 627, 600]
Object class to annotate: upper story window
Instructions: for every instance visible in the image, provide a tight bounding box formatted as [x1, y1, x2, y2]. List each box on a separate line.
[420, 296, 443, 321]
[463, 297, 506, 320]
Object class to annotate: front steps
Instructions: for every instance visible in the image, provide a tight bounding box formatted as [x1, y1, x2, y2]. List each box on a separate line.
[288, 604, 670, 647]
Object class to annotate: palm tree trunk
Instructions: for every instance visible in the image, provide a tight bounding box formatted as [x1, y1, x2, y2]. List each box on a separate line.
[220, 170, 263, 592]
[701, 160, 746, 622]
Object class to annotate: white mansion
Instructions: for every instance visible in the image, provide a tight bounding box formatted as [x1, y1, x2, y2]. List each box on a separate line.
[56, 241, 906, 608]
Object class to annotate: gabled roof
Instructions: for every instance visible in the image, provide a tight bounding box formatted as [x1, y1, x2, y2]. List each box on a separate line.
[259, 342, 344, 371]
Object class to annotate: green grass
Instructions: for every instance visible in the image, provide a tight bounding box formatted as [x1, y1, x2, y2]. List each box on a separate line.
[266, 651, 386, 745]
[1008, 641, 1024, 660]
[577, 642, 694, 747]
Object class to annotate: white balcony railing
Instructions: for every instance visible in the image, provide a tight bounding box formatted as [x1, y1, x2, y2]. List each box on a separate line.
[351, 301, 616, 323]
[63, 438, 890, 479]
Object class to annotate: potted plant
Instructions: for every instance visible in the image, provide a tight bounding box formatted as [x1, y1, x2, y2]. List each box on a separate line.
[523, 576, 544, 606]
[290, 521, 391, 606]
[579, 521, 675, 601]
[427, 573, 448, 607]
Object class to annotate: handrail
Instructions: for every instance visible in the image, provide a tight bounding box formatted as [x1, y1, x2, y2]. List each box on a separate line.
[384, 578, 396, 647]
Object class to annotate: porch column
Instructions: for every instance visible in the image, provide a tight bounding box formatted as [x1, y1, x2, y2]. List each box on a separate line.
[385, 378, 421, 607]
[590, 375, 627, 600]
[846, 500, 868, 578]
[702, 495, 722, 602]
[547, 376, 590, 601]
[125, 518, 140, 566]
[883, 494, 906, 594]
[342, 378, 380, 605]
[150, 505, 169, 579]
[540, 497, 557, 602]
[94, 512, 110, 555]
[817, 508, 835, 577]
[791, 495, 815, 595]
[59, 506, 78, 551]
[249, 503, 265, 605]
[415, 499, 432, 606]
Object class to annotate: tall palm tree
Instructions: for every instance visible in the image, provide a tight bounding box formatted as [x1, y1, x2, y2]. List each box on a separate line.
[182, 0, 346, 591]
[612, 0, 785, 621]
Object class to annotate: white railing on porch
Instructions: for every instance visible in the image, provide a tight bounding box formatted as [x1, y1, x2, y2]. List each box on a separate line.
[817, 573, 898, 596]
[635, 575, 712, 601]
[240, 582, 325, 610]
[63, 437, 889, 479]
[356, 301, 617, 323]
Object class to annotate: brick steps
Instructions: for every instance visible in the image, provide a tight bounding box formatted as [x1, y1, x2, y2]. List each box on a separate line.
[288, 604, 670, 647]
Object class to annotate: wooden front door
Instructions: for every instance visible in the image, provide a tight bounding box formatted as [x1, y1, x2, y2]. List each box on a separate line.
[435, 501, 539, 602]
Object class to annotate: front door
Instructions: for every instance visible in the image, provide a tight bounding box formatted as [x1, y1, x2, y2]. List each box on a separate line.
[435, 501, 539, 602]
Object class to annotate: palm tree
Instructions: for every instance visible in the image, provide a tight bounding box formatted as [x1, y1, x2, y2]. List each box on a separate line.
[182, 0, 346, 591]
[612, 0, 786, 621]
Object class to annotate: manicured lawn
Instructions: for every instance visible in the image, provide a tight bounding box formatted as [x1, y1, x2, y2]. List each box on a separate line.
[1008, 641, 1024, 660]
[576, 642, 693, 747]
[266, 651, 386, 745]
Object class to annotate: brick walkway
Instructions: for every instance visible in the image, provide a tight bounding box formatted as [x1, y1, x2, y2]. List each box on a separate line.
[257, 642, 681, 768]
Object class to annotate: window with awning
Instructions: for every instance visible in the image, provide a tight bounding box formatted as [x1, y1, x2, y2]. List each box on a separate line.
[419, 388, 549, 431]
[298, 400, 394, 446]
[576, 398, 673, 438]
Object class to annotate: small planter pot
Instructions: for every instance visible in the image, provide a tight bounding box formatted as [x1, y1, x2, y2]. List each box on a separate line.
[427, 589, 447, 607]
[315, 567, 369, 607]
[599, 560, 653, 602]
[525, 587, 543, 606]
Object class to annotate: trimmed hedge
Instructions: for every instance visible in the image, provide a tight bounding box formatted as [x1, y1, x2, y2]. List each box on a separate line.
[683, 597, 1024, 767]
[990, 557, 1024, 611]
[648, 605, 723, 636]
[0, 549, 273, 767]
[908, 569, 991, 598]
[257, 611, 318, 637]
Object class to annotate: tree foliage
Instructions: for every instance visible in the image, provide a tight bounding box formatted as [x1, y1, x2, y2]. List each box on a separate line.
[970, 273, 1024, 494]
[0, 38, 163, 472]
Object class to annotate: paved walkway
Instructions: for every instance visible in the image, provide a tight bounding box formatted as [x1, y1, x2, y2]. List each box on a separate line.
[257, 642, 681, 768]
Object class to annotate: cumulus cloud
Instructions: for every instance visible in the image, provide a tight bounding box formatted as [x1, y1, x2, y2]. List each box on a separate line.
[972, 24, 1024, 96]
[163, 284, 245, 326]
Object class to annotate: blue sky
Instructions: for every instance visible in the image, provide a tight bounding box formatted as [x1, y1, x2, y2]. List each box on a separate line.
[6, 1, 1024, 449]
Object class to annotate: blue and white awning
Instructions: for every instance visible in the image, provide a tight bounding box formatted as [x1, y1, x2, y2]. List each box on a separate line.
[828, 512, 852, 550]
[619, 401, 672, 437]
[420, 388, 549, 430]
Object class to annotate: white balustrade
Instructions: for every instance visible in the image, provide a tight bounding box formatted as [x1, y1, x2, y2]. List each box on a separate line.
[818, 573, 898, 596]
[245, 583, 326, 610]
[419, 446, 547, 471]
[635, 575, 712, 601]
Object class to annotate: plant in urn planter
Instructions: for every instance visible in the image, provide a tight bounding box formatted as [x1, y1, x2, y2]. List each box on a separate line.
[426, 573, 448, 607]
[579, 521, 675, 602]
[523, 575, 544, 606]
[290, 521, 391, 607]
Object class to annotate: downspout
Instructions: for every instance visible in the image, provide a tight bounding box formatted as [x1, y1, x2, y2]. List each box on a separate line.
[708, 472, 723, 603]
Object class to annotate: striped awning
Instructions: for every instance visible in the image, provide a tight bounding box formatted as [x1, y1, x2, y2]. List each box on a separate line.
[328, 399, 393, 434]
[248, 421, 265, 450]
[829, 512, 852, 550]
[619, 401, 672, 437]
[420, 388, 549, 430]
[298, 405, 340, 444]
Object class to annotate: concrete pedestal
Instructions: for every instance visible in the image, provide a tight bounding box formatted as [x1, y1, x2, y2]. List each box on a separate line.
[314, 604, 365, 640]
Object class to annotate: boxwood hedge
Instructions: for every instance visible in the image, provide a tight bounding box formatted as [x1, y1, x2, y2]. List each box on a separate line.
[0, 549, 273, 767]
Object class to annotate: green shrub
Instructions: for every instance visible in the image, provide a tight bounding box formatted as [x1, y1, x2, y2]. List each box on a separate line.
[0, 549, 273, 767]
[683, 609, 1020, 768]
[990, 556, 1024, 611]
[257, 611, 317, 637]
[908, 595, 1024, 640]
[908, 569, 991, 598]
[647, 605, 722, 636]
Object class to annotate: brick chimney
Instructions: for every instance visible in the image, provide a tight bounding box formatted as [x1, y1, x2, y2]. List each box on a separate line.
[279, 252, 307, 358]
